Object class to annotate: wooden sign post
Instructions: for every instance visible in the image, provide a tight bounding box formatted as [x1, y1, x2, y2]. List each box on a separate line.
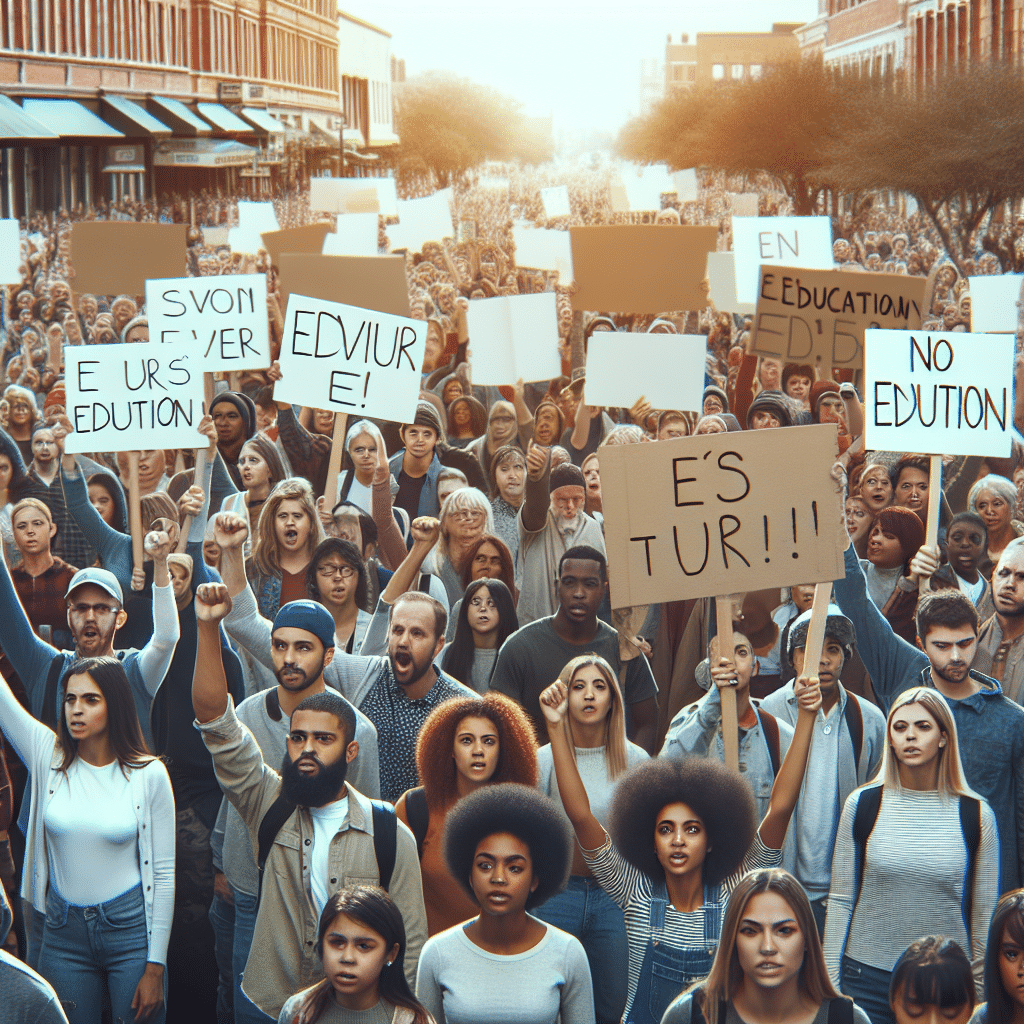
[714, 595, 740, 773]
[323, 413, 349, 507]
[127, 452, 144, 587]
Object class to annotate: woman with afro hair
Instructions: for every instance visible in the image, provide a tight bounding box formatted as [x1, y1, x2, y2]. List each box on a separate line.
[395, 693, 538, 936]
[539, 671, 823, 1024]
[415, 783, 595, 1024]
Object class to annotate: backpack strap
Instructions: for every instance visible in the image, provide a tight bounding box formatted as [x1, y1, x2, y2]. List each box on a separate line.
[371, 799, 398, 892]
[959, 796, 982, 939]
[41, 653, 66, 731]
[417, 573, 431, 595]
[756, 708, 781, 778]
[404, 787, 430, 859]
[827, 998, 855, 1024]
[851, 785, 884, 917]
[843, 694, 864, 770]
[256, 793, 298, 898]
[265, 688, 283, 722]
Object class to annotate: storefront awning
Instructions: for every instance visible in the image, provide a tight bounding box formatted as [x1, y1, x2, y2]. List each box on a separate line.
[342, 127, 365, 146]
[100, 96, 172, 137]
[153, 138, 258, 168]
[238, 108, 283, 134]
[21, 99, 122, 139]
[197, 103, 254, 133]
[147, 97, 212, 136]
[307, 114, 339, 145]
[102, 143, 147, 173]
[368, 130, 401, 147]
[0, 95, 59, 142]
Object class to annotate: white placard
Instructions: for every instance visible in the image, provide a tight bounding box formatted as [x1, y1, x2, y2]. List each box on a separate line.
[706, 252, 756, 315]
[322, 213, 379, 257]
[585, 334, 706, 412]
[642, 164, 675, 196]
[145, 273, 270, 370]
[673, 169, 699, 202]
[906, 194, 919, 215]
[541, 186, 570, 219]
[0, 220, 21, 284]
[466, 292, 562, 385]
[732, 216, 833, 305]
[967, 275, 1023, 333]
[512, 226, 574, 282]
[375, 178, 398, 218]
[202, 226, 229, 247]
[229, 201, 280, 254]
[309, 178, 380, 215]
[275, 294, 425, 423]
[865, 329, 1014, 457]
[622, 173, 663, 213]
[64, 342, 205, 453]
[729, 193, 759, 217]
[388, 191, 454, 252]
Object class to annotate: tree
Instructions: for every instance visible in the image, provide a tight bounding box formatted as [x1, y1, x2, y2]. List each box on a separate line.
[394, 73, 544, 186]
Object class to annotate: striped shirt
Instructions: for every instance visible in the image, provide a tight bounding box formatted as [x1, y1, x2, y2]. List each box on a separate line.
[583, 833, 780, 1020]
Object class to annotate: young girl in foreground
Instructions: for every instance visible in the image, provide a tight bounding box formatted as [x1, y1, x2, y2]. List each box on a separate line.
[279, 886, 435, 1024]
[661, 868, 869, 1024]
[970, 890, 1024, 1024]
[890, 937, 975, 1024]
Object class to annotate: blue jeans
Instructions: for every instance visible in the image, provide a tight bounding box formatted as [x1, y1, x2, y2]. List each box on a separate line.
[41, 883, 167, 1024]
[208, 893, 236, 1024]
[232, 888, 274, 1024]
[534, 876, 628, 1024]
[841, 956, 895, 1024]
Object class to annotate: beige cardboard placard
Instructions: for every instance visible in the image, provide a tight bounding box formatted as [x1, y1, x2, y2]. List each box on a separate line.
[599, 424, 845, 609]
[260, 224, 332, 267]
[749, 266, 926, 373]
[569, 225, 717, 313]
[70, 223, 187, 295]
[277, 254, 411, 319]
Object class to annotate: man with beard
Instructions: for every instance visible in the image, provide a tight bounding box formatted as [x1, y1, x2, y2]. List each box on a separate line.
[832, 518, 1024, 893]
[192, 584, 426, 1022]
[974, 536, 1024, 703]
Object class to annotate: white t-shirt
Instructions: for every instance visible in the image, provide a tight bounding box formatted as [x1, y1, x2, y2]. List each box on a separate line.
[309, 795, 349, 914]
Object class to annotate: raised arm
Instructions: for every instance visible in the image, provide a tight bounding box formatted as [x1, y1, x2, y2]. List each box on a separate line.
[193, 582, 233, 722]
[371, 446, 408, 571]
[521, 441, 550, 533]
[212, 512, 250, 598]
[134, 524, 181, 697]
[380, 517, 441, 606]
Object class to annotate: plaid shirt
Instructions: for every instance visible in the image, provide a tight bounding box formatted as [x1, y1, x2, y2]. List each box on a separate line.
[11, 556, 78, 635]
[28, 471, 97, 571]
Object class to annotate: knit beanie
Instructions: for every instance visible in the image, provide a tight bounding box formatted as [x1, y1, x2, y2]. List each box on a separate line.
[703, 384, 729, 414]
[746, 389, 793, 428]
[408, 399, 445, 442]
[875, 506, 925, 564]
[809, 380, 841, 422]
[209, 391, 257, 440]
[787, 604, 857, 657]
[549, 462, 585, 494]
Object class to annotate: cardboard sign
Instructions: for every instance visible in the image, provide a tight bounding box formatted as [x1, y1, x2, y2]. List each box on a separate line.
[967, 274, 1022, 333]
[388, 191, 454, 253]
[259, 224, 332, 266]
[585, 334, 706, 412]
[64, 342, 205, 454]
[322, 213, 379, 257]
[729, 193, 759, 217]
[276, 254, 411, 318]
[309, 178, 379, 214]
[513, 226, 574, 282]
[732, 216, 833, 305]
[202, 226, 230, 247]
[145, 273, 270, 370]
[71, 223, 187, 295]
[569, 226, 717, 313]
[599, 424, 845, 608]
[0, 220, 21, 284]
[609, 181, 630, 213]
[750, 266, 926, 372]
[275, 294, 424, 422]
[673, 169, 698, 202]
[706, 252, 756, 316]
[864, 329, 1015, 457]
[541, 186, 570, 219]
[466, 292, 562, 385]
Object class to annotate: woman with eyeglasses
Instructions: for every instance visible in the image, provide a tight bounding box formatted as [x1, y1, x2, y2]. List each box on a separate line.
[431, 488, 495, 607]
[306, 538, 372, 654]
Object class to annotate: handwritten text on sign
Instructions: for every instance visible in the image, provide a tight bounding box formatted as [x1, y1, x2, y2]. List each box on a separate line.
[598, 425, 845, 608]
[145, 273, 270, 371]
[731, 216, 833, 305]
[865, 329, 1015, 458]
[64, 343, 205, 454]
[750, 266, 925, 372]
[275, 293, 424, 423]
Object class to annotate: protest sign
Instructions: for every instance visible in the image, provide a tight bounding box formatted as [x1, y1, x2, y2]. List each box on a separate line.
[584, 334, 706, 412]
[750, 266, 926, 372]
[0, 220, 21, 284]
[309, 177, 379, 214]
[322, 213, 379, 257]
[145, 273, 270, 370]
[673, 169, 699, 202]
[541, 186, 570, 219]
[276, 254, 411, 318]
[259, 224, 332, 266]
[967, 274, 1023, 333]
[729, 193, 759, 217]
[71, 223, 187, 295]
[732, 216, 833, 305]
[388, 191, 454, 252]
[706, 252, 756, 315]
[64, 342, 205, 454]
[466, 292, 562, 385]
[230, 201, 279, 253]
[275, 294, 424, 423]
[598, 424, 845, 608]
[864, 329, 1014, 457]
[570, 225, 717, 313]
[202, 226, 229, 247]
[609, 181, 630, 213]
[622, 172, 663, 212]
[374, 178, 398, 218]
[512, 225, 574, 282]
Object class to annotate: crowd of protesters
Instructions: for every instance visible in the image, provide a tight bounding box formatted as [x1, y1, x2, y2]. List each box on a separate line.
[1, 159, 1024, 1024]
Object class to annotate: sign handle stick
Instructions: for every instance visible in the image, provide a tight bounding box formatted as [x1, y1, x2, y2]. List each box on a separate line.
[715, 595, 739, 773]
[128, 452, 144, 584]
[918, 454, 943, 595]
[802, 582, 833, 680]
[176, 447, 208, 553]
[323, 413, 349, 506]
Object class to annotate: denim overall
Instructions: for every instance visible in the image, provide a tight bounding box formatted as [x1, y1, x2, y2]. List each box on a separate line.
[625, 880, 724, 1024]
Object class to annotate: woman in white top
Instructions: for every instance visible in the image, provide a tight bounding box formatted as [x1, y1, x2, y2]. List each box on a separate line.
[0, 654, 174, 1024]
[824, 687, 999, 1024]
[220, 434, 287, 558]
[334, 420, 389, 514]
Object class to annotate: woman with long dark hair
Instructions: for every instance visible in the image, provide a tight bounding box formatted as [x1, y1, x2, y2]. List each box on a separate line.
[890, 937, 975, 1024]
[220, 433, 287, 558]
[304, 537, 372, 653]
[971, 891, 1024, 1024]
[279, 886, 435, 1024]
[443, 534, 519, 643]
[440, 578, 518, 693]
[0, 654, 174, 1023]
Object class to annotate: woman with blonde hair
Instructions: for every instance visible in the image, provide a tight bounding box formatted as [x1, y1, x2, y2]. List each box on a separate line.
[662, 868, 867, 1024]
[824, 687, 999, 1024]
[431, 487, 494, 606]
[535, 655, 649, 1024]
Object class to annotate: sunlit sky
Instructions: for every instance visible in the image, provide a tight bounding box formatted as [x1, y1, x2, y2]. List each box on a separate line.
[338, 0, 821, 137]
